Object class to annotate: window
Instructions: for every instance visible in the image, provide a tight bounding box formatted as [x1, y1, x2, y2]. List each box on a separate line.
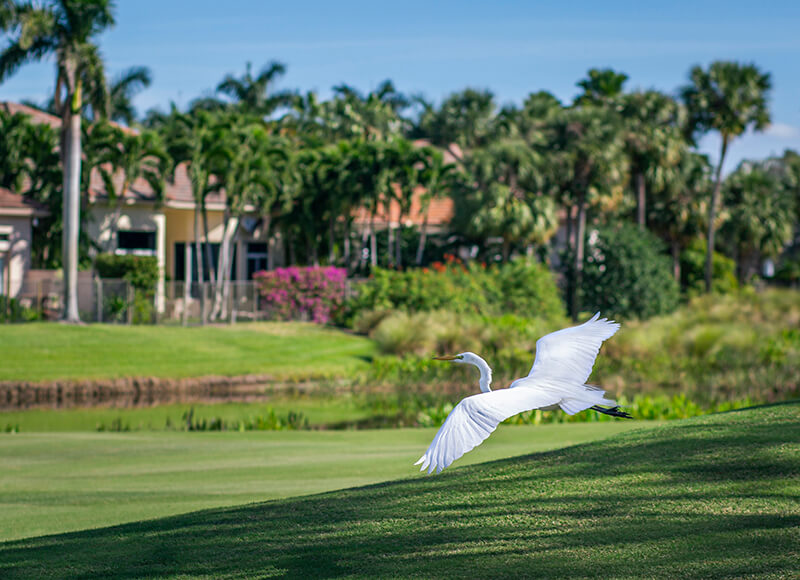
[247, 243, 268, 279]
[116, 230, 156, 256]
[174, 242, 237, 282]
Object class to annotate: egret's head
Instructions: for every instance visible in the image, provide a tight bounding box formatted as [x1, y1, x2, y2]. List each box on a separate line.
[434, 352, 476, 365]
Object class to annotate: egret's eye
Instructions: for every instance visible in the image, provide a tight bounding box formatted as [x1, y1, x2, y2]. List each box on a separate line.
[457, 355, 464, 360]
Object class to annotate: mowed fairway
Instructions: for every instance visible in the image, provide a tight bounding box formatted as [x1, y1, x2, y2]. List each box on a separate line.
[0, 322, 375, 382]
[0, 405, 797, 579]
[0, 422, 643, 542]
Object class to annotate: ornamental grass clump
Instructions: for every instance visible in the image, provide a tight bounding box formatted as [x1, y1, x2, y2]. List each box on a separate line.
[254, 266, 347, 324]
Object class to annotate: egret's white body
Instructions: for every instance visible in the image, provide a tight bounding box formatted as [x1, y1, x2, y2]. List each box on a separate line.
[416, 312, 624, 474]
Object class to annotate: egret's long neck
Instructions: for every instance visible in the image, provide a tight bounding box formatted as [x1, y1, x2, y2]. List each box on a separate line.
[468, 356, 493, 393]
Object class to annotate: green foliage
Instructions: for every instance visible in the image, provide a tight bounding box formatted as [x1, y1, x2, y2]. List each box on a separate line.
[94, 253, 159, 291]
[0, 296, 40, 323]
[346, 257, 565, 324]
[581, 222, 680, 319]
[680, 238, 738, 295]
[177, 407, 309, 431]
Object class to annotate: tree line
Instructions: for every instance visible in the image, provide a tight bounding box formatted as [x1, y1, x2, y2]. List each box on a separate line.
[2, 0, 799, 322]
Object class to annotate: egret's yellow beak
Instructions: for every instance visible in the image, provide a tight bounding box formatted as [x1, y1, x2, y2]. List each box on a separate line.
[433, 355, 459, 361]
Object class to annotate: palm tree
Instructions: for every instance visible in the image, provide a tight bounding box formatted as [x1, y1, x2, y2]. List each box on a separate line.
[619, 90, 687, 229]
[721, 160, 796, 282]
[681, 61, 772, 292]
[216, 61, 293, 115]
[93, 122, 167, 251]
[545, 105, 628, 318]
[575, 68, 629, 105]
[415, 148, 459, 265]
[107, 66, 151, 125]
[647, 149, 712, 281]
[414, 88, 496, 165]
[0, 0, 116, 322]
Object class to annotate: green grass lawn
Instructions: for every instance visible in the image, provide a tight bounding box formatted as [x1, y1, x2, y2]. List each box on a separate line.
[0, 422, 643, 543]
[0, 322, 375, 382]
[0, 404, 796, 578]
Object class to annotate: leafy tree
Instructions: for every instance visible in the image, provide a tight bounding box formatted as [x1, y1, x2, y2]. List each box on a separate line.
[681, 61, 772, 292]
[0, 0, 116, 322]
[580, 222, 680, 320]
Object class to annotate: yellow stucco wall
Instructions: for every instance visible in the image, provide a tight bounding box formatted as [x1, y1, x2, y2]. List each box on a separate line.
[163, 207, 226, 280]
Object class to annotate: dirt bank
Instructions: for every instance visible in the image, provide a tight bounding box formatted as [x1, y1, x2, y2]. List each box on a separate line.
[0, 375, 329, 410]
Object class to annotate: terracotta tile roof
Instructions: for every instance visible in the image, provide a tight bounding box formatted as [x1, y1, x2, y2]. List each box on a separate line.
[0, 101, 61, 129]
[0, 186, 48, 215]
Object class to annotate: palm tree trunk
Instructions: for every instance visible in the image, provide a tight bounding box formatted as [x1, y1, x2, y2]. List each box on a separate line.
[182, 240, 192, 326]
[636, 172, 646, 229]
[328, 218, 336, 265]
[416, 210, 430, 266]
[671, 240, 681, 283]
[61, 74, 82, 323]
[343, 225, 351, 272]
[370, 215, 378, 267]
[201, 201, 216, 287]
[193, 207, 204, 285]
[571, 195, 587, 320]
[705, 136, 729, 293]
[387, 224, 395, 267]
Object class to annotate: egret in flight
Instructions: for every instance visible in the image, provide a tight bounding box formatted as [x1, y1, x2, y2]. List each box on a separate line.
[415, 312, 630, 474]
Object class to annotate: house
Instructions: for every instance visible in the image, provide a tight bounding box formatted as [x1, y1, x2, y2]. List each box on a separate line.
[0, 186, 48, 298]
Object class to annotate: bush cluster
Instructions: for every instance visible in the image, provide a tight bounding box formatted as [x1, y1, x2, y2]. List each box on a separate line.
[254, 266, 347, 324]
[580, 223, 680, 320]
[0, 296, 40, 323]
[95, 254, 159, 323]
[346, 256, 565, 324]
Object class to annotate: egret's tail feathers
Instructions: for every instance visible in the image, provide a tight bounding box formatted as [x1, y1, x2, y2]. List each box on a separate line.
[590, 405, 633, 419]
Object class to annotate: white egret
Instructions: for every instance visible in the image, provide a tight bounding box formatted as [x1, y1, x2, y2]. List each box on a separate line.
[415, 312, 629, 474]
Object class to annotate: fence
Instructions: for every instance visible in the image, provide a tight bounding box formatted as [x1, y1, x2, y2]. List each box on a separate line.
[16, 274, 363, 325]
[17, 278, 267, 325]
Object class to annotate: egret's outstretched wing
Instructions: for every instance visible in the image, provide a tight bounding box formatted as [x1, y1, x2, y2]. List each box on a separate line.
[524, 312, 620, 387]
[415, 387, 560, 474]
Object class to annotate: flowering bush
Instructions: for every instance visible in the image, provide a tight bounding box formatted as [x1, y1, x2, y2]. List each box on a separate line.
[254, 266, 347, 324]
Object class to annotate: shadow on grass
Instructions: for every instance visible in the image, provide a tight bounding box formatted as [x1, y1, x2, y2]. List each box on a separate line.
[1, 404, 798, 579]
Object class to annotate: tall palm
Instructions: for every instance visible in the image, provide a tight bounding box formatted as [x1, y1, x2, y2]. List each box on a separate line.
[216, 61, 292, 115]
[93, 122, 167, 251]
[415, 148, 459, 265]
[619, 90, 687, 229]
[0, 0, 116, 322]
[721, 160, 795, 282]
[545, 105, 628, 318]
[681, 61, 772, 292]
[107, 66, 151, 125]
[414, 88, 496, 165]
[575, 68, 628, 105]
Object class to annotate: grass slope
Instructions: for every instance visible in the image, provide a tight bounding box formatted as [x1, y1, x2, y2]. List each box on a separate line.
[1, 404, 797, 579]
[0, 322, 375, 382]
[0, 422, 641, 542]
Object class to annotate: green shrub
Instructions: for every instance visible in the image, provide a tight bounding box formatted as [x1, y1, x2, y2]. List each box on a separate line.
[95, 254, 158, 323]
[680, 239, 739, 295]
[346, 257, 565, 323]
[581, 223, 680, 320]
[0, 296, 40, 323]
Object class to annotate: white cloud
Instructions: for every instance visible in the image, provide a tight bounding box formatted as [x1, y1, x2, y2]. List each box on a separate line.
[765, 123, 800, 138]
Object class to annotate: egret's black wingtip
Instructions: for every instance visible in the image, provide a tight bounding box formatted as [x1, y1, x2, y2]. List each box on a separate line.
[591, 405, 633, 419]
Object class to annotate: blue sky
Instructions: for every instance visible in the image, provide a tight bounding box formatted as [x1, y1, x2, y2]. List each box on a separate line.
[2, 0, 799, 171]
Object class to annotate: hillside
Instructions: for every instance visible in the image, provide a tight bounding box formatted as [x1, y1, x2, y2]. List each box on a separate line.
[1, 403, 797, 578]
